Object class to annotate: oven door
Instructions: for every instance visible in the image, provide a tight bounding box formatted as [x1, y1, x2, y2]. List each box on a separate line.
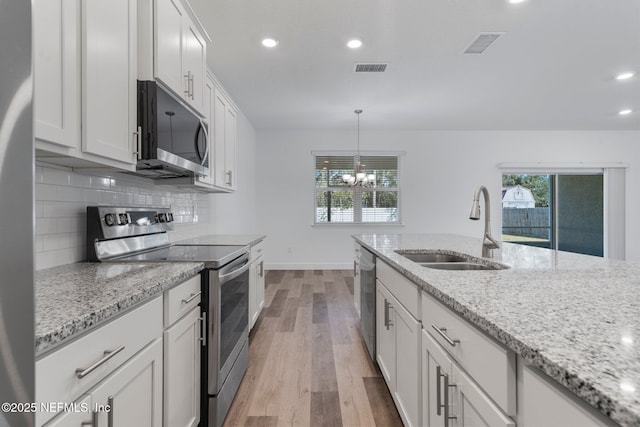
[208, 253, 250, 394]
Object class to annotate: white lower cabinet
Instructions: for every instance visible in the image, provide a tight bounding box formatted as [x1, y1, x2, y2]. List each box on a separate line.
[91, 338, 163, 427]
[163, 274, 203, 427]
[37, 274, 204, 427]
[453, 362, 515, 427]
[422, 330, 454, 427]
[517, 361, 617, 427]
[249, 241, 265, 330]
[164, 307, 201, 427]
[376, 280, 421, 427]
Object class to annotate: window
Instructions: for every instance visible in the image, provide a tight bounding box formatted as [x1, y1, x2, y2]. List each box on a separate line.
[314, 154, 400, 224]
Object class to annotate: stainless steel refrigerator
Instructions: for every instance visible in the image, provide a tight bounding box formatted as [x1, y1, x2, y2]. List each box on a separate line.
[0, 1, 35, 426]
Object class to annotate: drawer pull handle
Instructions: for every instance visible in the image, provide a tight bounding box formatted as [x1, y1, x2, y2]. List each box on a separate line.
[182, 291, 202, 304]
[431, 325, 460, 347]
[76, 346, 125, 379]
[76, 345, 124, 379]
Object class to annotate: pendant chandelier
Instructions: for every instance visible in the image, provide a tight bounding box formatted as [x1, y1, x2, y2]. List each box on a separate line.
[342, 109, 375, 186]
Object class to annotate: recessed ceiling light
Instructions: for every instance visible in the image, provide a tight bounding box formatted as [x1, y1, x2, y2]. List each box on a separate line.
[616, 72, 635, 80]
[261, 38, 279, 48]
[508, 0, 527, 4]
[347, 39, 363, 49]
[619, 109, 633, 116]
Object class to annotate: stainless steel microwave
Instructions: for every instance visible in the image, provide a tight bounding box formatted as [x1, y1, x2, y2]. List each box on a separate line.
[136, 80, 209, 178]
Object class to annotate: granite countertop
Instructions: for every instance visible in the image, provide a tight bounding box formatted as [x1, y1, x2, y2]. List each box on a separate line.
[353, 233, 640, 427]
[35, 262, 204, 356]
[174, 234, 266, 247]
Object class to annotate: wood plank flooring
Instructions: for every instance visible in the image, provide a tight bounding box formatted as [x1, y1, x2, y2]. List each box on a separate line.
[223, 270, 403, 427]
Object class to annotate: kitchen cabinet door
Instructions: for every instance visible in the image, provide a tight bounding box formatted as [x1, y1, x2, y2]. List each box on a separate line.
[422, 330, 454, 427]
[249, 255, 265, 330]
[453, 362, 515, 427]
[164, 307, 201, 427]
[154, 0, 184, 95]
[182, 20, 207, 114]
[376, 282, 395, 387]
[33, 0, 80, 150]
[91, 338, 163, 427]
[213, 88, 237, 191]
[394, 299, 421, 427]
[82, 0, 137, 165]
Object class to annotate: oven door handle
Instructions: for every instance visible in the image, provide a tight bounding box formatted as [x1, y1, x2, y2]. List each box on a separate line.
[219, 258, 250, 283]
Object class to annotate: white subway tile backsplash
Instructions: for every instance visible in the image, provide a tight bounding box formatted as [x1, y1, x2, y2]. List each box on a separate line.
[42, 167, 71, 186]
[35, 165, 212, 270]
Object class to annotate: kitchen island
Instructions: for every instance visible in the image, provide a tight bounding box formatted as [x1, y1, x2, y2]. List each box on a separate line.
[353, 233, 640, 427]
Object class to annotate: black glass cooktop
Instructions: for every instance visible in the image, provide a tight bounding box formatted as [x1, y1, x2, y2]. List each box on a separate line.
[117, 245, 247, 269]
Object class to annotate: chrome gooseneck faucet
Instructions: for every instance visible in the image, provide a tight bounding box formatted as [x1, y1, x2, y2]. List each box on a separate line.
[469, 185, 500, 258]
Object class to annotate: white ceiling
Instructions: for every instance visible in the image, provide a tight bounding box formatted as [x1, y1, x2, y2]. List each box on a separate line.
[189, 0, 640, 130]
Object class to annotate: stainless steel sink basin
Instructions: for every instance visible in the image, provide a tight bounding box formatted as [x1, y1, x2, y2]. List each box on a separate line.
[420, 262, 500, 271]
[396, 251, 467, 263]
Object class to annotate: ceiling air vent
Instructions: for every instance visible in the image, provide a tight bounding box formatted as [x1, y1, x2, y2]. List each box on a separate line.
[354, 63, 388, 73]
[463, 32, 505, 54]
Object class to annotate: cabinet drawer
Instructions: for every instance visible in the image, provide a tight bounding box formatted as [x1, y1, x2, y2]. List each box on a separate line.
[36, 296, 163, 426]
[164, 274, 201, 327]
[377, 260, 421, 320]
[250, 240, 265, 262]
[421, 291, 516, 416]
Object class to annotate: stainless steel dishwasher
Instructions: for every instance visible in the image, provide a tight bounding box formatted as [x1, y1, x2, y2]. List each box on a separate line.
[360, 247, 376, 361]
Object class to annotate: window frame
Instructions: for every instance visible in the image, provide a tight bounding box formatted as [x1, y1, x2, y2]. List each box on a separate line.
[312, 151, 404, 226]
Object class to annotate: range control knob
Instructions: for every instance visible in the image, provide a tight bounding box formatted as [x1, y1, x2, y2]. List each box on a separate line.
[167, 213, 174, 222]
[118, 213, 130, 225]
[104, 213, 116, 226]
[158, 213, 167, 223]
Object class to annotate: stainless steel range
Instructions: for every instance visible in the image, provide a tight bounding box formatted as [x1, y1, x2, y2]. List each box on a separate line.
[87, 206, 249, 427]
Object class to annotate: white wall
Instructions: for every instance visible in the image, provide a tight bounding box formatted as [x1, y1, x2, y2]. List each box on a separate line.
[257, 130, 640, 269]
[209, 109, 259, 234]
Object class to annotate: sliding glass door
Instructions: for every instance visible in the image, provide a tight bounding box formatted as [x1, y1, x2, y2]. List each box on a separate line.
[502, 173, 603, 257]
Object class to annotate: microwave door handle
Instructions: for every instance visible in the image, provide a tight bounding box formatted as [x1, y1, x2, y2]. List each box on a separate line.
[200, 119, 209, 167]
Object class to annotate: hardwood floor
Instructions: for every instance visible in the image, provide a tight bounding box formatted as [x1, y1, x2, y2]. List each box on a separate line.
[223, 270, 403, 427]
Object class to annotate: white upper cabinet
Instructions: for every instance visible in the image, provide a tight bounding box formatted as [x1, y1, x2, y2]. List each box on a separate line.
[214, 87, 238, 191]
[33, 0, 138, 171]
[153, 0, 208, 115]
[82, 0, 138, 165]
[33, 0, 80, 150]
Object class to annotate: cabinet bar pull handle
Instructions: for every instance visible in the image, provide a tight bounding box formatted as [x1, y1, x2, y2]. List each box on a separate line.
[184, 72, 191, 96]
[431, 325, 460, 347]
[189, 73, 195, 100]
[226, 170, 233, 186]
[76, 346, 125, 379]
[107, 396, 114, 427]
[384, 299, 391, 330]
[182, 291, 201, 304]
[259, 260, 264, 277]
[133, 126, 142, 160]
[443, 373, 457, 427]
[199, 311, 207, 346]
[81, 410, 99, 427]
[353, 260, 357, 277]
[436, 365, 442, 416]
